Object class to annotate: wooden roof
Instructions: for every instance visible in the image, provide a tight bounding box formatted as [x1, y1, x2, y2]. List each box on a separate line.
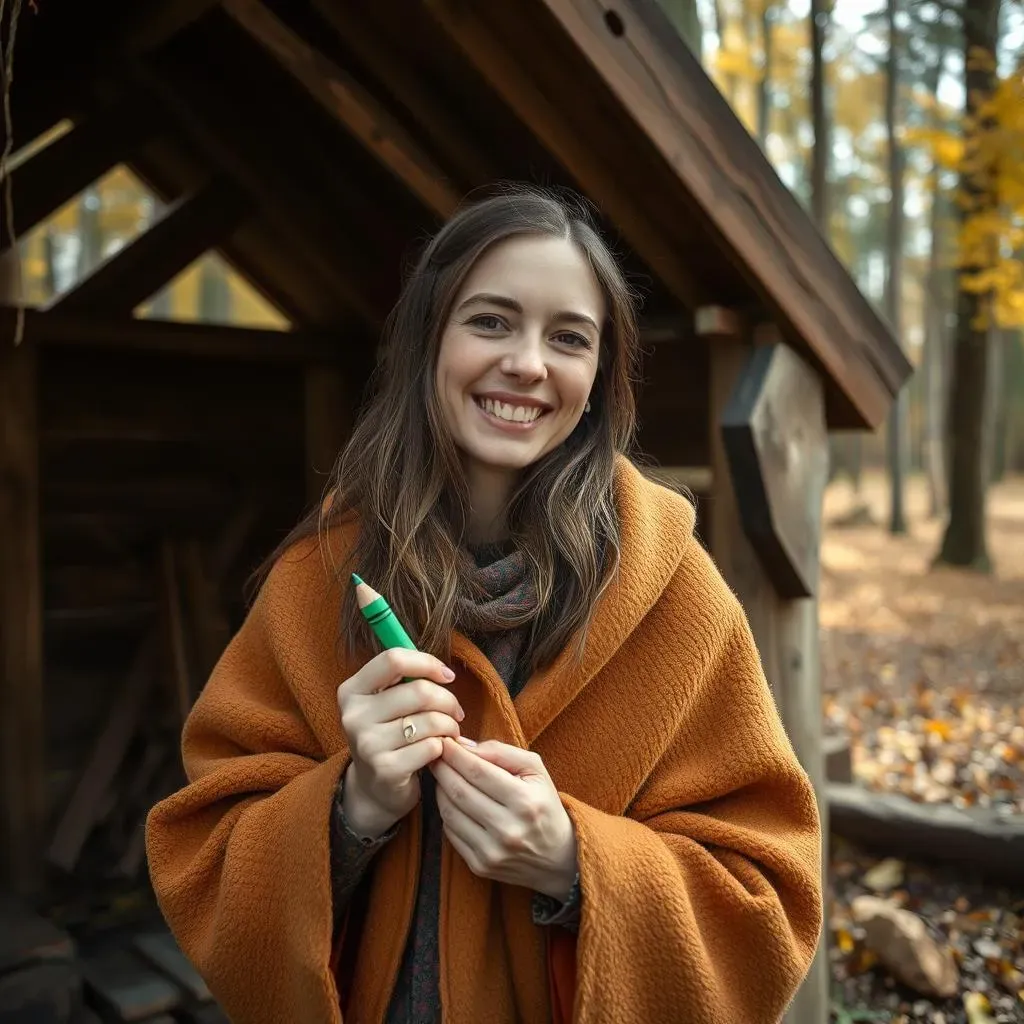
[7, 0, 910, 429]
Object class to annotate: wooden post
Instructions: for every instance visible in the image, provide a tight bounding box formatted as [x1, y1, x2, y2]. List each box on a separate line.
[304, 364, 355, 507]
[703, 310, 830, 1024]
[0, 252, 45, 896]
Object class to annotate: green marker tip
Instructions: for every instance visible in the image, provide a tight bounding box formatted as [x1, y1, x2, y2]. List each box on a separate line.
[351, 573, 364, 586]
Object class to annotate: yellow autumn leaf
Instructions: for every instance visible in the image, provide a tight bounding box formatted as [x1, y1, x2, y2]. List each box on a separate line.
[924, 719, 954, 740]
[964, 992, 996, 1024]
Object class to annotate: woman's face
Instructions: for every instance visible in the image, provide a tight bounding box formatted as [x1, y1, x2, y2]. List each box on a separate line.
[435, 234, 603, 490]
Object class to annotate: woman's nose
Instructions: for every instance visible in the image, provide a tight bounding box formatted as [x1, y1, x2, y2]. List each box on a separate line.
[500, 334, 548, 381]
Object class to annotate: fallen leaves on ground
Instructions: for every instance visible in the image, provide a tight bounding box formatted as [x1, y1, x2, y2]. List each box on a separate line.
[822, 476, 1024, 1022]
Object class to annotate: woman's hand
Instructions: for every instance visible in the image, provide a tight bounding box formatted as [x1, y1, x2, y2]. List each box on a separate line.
[429, 738, 578, 901]
[337, 649, 463, 838]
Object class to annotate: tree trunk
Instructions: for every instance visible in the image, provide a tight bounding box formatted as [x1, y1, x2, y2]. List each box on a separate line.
[937, 0, 1001, 571]
[757, 3, 774, 145]
[809, 0, 829, 230]
[884, 0, 908, 535]
[922, 44, 950, 520]
[986, 328, 1007, 483]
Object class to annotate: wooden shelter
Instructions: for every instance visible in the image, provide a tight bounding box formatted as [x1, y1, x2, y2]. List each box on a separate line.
[0, 0, 911, 1019]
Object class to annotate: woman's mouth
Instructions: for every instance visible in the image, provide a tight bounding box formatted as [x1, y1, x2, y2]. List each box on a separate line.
[473, 396, 549, 428]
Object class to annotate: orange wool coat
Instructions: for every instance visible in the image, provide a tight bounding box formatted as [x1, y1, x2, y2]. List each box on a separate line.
[145, 457, 823, 1023]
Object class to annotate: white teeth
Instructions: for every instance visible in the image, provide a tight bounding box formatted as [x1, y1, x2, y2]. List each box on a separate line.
[478, 398, 543, 423]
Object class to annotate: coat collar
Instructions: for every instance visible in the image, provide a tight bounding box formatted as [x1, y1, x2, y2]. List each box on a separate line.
[451, 455, 696, 745]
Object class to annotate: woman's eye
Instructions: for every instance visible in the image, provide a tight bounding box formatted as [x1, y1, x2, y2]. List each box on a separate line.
[555, 331, 592, 349]
[470, 314, 506, 331]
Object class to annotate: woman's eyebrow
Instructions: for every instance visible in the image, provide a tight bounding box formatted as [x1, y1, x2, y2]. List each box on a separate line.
[457, 293, 599, 332]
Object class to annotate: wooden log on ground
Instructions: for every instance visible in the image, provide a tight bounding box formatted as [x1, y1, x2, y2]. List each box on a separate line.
[828, 782, 1024, 884]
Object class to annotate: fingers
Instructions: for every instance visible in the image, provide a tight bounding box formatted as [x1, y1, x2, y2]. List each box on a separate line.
[435, 785, 496, 873]
[341, 648, 455, 697]
[373, 679, 465, 725]
[438, 737, 519, 803]
[431, 756, 504, 831]
[352, 710, 461, 764]
[385, 736, 448, 777]
[462, 740, 546, 779]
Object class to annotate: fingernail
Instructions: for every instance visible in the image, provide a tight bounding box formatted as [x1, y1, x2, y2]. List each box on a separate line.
[442, 667, 456, 681]
[457, 736, 477, 747]
[456, 706, 465, 722]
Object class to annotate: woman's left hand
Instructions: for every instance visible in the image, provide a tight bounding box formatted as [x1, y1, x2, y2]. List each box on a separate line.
[429, 737, 578, 901]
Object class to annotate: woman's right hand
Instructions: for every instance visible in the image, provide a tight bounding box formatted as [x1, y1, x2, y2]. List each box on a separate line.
[337, 648, 464, 838]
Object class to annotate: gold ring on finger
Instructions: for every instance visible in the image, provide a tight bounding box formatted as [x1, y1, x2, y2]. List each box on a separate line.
[401, 716, 417, 743]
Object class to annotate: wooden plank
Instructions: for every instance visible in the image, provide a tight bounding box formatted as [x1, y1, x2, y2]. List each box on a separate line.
[311, 0, 495, 187]
[222, 0, 460, 219]
[46, 636, 157, 873]
[425, 0, 701, 309]
[1, 104, 157, 253]
[0, 307, 342, 363]
[48, 180, 252, 316]
[0, 254, 44, 898]
[529, 0, 911, 427]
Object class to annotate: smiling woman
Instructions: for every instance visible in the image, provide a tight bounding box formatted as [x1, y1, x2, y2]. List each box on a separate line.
[145, 185, 823, 1024]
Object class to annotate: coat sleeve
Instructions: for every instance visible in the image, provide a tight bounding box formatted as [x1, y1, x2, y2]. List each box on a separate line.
[560, 604, 823, 1024]
[144, 547, 352, 1024]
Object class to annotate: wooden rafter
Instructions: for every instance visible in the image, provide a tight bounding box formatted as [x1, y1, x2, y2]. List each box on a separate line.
[131, 58, 388, 328]
[221, 0, 461, 219]
[309, 0, 496, 187]
[1, 306, 344, 363]
[1, 103, 158, 253]
[47, 179, 251, 316]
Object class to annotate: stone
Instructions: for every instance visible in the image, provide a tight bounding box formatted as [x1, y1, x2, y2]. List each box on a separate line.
[851, 896, 959, 999]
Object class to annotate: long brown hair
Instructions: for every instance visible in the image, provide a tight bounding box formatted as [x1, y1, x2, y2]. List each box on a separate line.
[264, 185, 641, 670]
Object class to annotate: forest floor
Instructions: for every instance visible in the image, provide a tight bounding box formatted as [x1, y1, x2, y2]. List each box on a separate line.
[820, 471, 1024, 1023]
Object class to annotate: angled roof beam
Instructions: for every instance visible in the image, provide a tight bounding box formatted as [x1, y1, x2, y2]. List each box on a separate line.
[221, 0, 461, 219]
[1, 102, 158, 254]
[310, 0, 497, 188]
[47, 179, 251, 316]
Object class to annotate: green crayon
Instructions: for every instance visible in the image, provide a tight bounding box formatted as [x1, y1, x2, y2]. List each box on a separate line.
[351, 573, 417, 654]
